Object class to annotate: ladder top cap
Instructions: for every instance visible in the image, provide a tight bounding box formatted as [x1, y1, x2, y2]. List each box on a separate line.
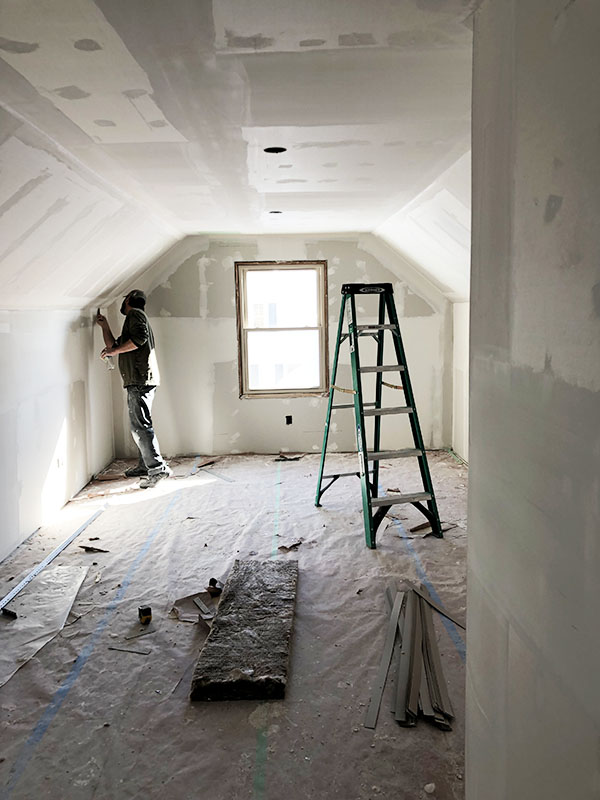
[341, 283, 393, 295]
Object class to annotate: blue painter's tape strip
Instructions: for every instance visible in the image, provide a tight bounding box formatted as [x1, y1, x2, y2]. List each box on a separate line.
[390, 517, 466, 662]
[3, 493, 180, 798]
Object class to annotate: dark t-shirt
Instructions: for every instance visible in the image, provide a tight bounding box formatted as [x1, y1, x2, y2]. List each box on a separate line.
[116, 309, 160, 388]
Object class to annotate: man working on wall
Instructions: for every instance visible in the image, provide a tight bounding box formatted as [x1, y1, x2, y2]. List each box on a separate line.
[96, 289, 171, 489]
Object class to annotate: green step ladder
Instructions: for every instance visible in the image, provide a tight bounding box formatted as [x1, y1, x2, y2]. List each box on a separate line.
[315, 282, 442, 549]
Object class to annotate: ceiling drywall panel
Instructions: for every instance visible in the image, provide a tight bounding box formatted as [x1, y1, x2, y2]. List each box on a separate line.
[0, 0, 474, 308]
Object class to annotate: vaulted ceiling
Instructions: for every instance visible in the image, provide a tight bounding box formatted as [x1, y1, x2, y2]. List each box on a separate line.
[0, 0, 474, 309]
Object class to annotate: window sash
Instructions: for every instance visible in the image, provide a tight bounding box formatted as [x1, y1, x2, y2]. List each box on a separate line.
[235, 261, 328, 398]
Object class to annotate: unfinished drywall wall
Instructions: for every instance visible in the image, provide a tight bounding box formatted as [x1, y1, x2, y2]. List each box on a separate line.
[109, 234, 452, 457]
[452, 302, 469, 461]
[468, 1, 600, 798]
[0, 310, 113, 561]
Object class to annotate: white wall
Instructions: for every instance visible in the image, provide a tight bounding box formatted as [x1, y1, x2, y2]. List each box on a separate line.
[452, 301, 469, 461]
[0, 309, 114, 561]
[468, 1, 600, 797]
[110, 234, 453, 457]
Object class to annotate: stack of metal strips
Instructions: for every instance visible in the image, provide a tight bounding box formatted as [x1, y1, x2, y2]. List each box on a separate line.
[364, 583, 458, 730]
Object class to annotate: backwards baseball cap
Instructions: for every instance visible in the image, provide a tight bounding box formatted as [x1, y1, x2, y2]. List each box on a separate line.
[126, 289, 146, 303]
[120, 288, 147, 314]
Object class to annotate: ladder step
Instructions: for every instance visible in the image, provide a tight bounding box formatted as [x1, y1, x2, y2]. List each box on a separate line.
[356, 324, 397, 331]
[371, 492, 432, 507]
[364, 406, 412, 416]
[360, 365, 405, 373]
[323, 472, 359, 479]
[367, 449, 422, 461]
[332, 402, 377, 410]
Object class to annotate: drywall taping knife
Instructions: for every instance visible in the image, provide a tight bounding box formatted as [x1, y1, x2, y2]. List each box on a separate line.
[0, 506, 106, 615]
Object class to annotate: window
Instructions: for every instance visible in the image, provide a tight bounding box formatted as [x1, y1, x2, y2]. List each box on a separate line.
[235, 261, 329, 397]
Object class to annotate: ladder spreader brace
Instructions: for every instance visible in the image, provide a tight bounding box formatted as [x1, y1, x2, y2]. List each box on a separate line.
[315, 282, 443, 549]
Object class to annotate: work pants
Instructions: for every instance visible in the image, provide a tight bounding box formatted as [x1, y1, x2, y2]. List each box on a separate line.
[126, 385, 167, 475]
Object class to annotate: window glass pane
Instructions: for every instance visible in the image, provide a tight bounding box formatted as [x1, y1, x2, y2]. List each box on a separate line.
[247, 330, 320, 390]
[246, 269, 318, 328]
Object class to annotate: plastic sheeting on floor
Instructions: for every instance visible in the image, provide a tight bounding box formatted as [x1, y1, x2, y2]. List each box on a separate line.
[0, 565, 88, 688]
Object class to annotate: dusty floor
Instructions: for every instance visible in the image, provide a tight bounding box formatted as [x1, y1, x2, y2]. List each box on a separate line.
[0, 451, 467, 800]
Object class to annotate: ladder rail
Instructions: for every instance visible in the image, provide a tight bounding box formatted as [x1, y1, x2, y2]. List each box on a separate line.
[348, 292, 377, 548]
[371, 292, 386, 502]
[384, 291, 442, 537]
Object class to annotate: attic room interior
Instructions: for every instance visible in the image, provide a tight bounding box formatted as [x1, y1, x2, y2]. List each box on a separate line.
[0, 1, 598, 798]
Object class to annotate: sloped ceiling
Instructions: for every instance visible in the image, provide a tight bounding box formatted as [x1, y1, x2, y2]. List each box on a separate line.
[0, 0, 474, 309]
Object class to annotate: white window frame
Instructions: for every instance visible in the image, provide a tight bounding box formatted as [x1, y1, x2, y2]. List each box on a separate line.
[235, 260, 329, 398]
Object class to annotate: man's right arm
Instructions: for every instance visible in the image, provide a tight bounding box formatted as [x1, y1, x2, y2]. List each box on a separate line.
[96, 311, 116, 348]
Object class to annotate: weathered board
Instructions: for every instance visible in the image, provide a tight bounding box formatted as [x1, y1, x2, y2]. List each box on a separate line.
[190, 559, 299, 701]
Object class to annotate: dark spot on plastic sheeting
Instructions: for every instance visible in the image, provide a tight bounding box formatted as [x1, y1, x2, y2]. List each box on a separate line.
[0, 36, 39, 54]
[94, 119, 116, 127]
[54, 85, 91, 100]
[592, 283, 600, 318]
[278, 164, 293, 169]
[225, 30, 274, 49]
[299, 39, 326, 47]
[544, 194, 563, 223]
[122, 89, 147, 99]
[338, 33, 376, 46]
[74, 39, 102, 51]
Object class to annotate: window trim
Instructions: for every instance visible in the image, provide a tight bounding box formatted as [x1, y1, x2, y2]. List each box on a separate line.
[235, 260, 329, 399]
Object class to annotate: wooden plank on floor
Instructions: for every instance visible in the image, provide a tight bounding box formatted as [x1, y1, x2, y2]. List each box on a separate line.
[407, 596, 423, 718]
[190, 559, 298, 701]
[394, 590, 417, 725]
[364, 591, 404, 729]
[421, 592, 454, 721]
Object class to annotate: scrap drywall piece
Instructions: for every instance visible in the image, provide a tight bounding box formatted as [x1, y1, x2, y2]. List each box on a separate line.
[190, 559, 298, 701]
[169, 592, 214, 624]
[0, 565, 88, 688]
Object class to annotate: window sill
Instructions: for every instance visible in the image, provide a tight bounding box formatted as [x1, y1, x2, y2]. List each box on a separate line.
[240, 390, 329, 400]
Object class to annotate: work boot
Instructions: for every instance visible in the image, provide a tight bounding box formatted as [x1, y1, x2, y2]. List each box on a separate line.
[125, 465, 148, 478]
[139, 465, 173, 489]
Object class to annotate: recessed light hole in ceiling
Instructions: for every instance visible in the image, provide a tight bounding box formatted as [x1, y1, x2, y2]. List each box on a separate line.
[264, 147, 287, 154]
